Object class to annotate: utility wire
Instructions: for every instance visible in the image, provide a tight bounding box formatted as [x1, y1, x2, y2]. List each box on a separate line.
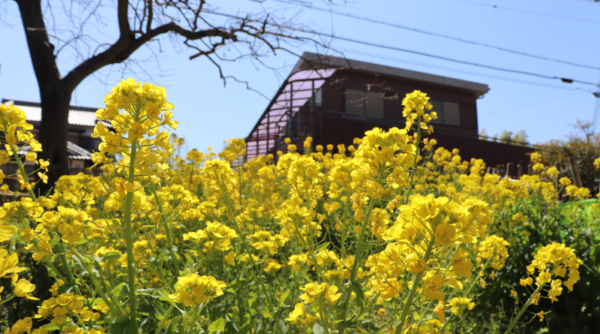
[338, 47, 595, 93]
[207, 11, 599, 87]
[313, 32, 598, 87]
[273, 0, 600, 71]
[452, 0, 600, 25]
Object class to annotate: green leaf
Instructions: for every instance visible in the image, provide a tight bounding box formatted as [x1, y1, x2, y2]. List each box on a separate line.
[50, 235, 61, 247]
[58, 281, 79, 294]
[247, 293, 258, 309]
[318, 242, 331, 251]
[90, 298, 105, 306]
[111, 317, 131, 334]
[312, 323, 325, 334]
[158, 290, 187, 315]
[164, 315, 181, 334]
[278, 319, 288, 333]
[184, 253, 194, 264]
[74, 238, 88, 245]
[359, 320, 381, 331]
[237, 322, 253, 334]
[208, 317, 225, 332]
[110, 282, 126, 300]
[138, 303, 158, 314]
[41, 324, 60, 332]
[70, 255, 86, 272]
[349, 280, 365, 308]
[103, 251, 122, 261]
[278, 289, 290, 307]
[262, 308, 273, 319]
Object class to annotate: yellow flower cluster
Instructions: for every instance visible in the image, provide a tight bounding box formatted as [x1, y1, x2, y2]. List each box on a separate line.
[402, 90, 436, 133]
[34, 293, 101, 326]
[299, 282, 342, 306]
[448, 297, 475, 315]
[92, 78, 177, 180]
[524, 243, 582, 300]
[183, 221, 238, 253]
[0, 84, 589, 334]
[0, 104, 48, 190]
[285, 303, 318, 326]
[476, 235, 510, 271]
[169, 274, 226, 306]
[0, 104, 41, 150]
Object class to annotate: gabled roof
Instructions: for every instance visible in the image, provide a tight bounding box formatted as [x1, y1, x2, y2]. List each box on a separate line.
[244, 52, 491, 161]
[19, 141, 93, 160]
[293, 52, 490, 98]
[1, 99, 102, 128]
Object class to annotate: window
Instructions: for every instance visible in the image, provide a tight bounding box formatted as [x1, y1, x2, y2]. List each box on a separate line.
[429, 99, 461, 126]
[313, 88, 322, 107]
[344, 89, 384, 119]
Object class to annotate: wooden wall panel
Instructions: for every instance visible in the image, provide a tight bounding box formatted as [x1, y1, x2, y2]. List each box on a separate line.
[459, 104, 478, 129]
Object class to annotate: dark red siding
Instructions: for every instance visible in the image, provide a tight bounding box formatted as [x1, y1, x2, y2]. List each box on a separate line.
[320, 70, 479, 138]
[319, 116, 532, 176]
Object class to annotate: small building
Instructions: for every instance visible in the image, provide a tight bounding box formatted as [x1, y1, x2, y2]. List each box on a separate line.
[1, 99, 100, 174]
[245, 52, 533, 177]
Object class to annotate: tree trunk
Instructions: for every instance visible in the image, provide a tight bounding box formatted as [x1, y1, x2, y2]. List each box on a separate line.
[39, 91, 72, 192]
[16, 0, 71, 192]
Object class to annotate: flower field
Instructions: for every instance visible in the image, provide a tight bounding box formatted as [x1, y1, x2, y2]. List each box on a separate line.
[1, 80, 599, 334]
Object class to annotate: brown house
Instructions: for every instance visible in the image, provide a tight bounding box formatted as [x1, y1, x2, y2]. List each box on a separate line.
[245, 52, 533, 177]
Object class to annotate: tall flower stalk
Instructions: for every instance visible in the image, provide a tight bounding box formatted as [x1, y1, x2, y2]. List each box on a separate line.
[92, 79, 179, 332]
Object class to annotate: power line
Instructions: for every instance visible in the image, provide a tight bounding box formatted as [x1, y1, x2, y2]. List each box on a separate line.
[206, 11, 599, 87]
[311, 32, 598, 87]
[338, 48, 595, 93]
[451, 0, 600, 25]
[273, 0, 600, 71]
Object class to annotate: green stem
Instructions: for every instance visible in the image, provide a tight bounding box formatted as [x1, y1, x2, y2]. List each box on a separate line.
[340, 196, 351, 259]
[8, 143, 36, 200]
[404, 116, 423, 205]
[70, 247, 125, 318]
[44, 259, 67, 283]
[439, 257, 493, 333]
[124, 139, 140, 333]
[338, 166, 383, 327]
[154, 305, 174, 334]
[394, 239, 435, 334]
[503, 282, 546, 334]
[320, 301, 331, 334]
[0, 295, 14, 305]
[58, 246, 77, 284]
[150, 184, 180, 277]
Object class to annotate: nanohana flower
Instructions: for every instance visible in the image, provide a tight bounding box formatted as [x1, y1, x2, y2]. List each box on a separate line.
[452, 249, 473, 279]
[285, 303, 318, 326]
[0, 84, 590, 334]
[299, 282, 342, 306]
[536, 310, 545, 322]
[169, 274, 226, 306]
[0, 249, 27, 277]
[13, 276, 39, 300]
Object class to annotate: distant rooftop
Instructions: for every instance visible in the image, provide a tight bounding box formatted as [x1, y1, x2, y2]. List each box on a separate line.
[293, 52, 490, 98]
[19, 141, 93, 160]
[1, 99, 101, 127]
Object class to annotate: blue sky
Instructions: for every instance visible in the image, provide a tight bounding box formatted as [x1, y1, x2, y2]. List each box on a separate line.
[1, 0, 599, 153]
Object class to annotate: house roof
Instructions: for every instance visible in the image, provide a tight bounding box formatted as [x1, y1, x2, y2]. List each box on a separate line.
[1, 99, 103, 128]
[19, 141, 93, 160]
[292, 52, 490, 98]
[243, 52, 492, 162]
